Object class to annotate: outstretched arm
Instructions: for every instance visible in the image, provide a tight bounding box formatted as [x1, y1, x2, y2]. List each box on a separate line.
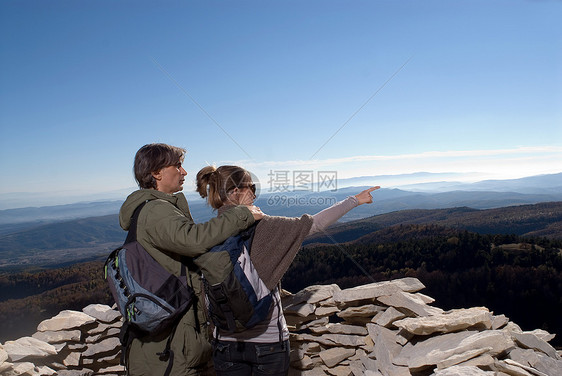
[309, 186, 380, 235]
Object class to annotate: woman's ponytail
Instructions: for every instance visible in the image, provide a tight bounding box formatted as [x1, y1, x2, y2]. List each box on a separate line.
[195, 165, 252, 210]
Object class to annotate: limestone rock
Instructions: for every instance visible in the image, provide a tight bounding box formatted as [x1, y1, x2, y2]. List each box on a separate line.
[56, 370, 94, 376]
[436, 347, 493, 369]
[367, 324, 410, 376]
[374, 306, 407, 328]
[524, 329, 556, 343]
[285, 302, 317, 317]
[491, 314, 509, 330]
[0, 343, 8, 363]
[319, 347, 356, 368]
[63, 351, 81, 367]
[4, 362, 35, 375]
[393, 307, 492, 336]
[338, 304, 384, 320]
[333, 278, 425, 305]
[324, 323, 368, 336]
[299, 333, 366, 347]
[432, 365, 495, 375]
[37, 310, 96, 332]
[316, 306, 340, 317]
[493, 359, 536, 376]
[32, 330, 82, 343]
[82, 337, 121, 358]
[3, 337, 57, 362]
[377, 291, 443, 317]
[395, 330, 514, 369]
[286, 284, 341, 307]
[511, 332, 559, 360]
[82, 304, 121, 323]
[508, 348, 562, 376]
[96, 364, 126, 374]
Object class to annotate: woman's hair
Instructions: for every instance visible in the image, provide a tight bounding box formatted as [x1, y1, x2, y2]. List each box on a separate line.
[134, 143, 186, 189]
[196, 165, 252, 209]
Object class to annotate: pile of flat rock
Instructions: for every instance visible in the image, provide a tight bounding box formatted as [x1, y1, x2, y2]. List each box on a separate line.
[282, 277, 562, 376]
[0, 304, 124, 376]
[1, 277, 561, 376]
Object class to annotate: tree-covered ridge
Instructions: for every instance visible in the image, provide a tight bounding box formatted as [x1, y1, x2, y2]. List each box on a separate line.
[0, 261, 113, 342]
[305, 201, 562, 245]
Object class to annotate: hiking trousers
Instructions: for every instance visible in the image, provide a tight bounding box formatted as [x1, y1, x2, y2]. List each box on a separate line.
[212, 339, 290, 376]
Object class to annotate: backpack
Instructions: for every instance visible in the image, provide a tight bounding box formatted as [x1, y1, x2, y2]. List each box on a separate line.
[194, 222, 274, 334]
[104, 201, 195, 335]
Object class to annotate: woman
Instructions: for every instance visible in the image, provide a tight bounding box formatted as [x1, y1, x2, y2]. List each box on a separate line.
[195, 165, 378, 376]
[119, 144, 263, 376]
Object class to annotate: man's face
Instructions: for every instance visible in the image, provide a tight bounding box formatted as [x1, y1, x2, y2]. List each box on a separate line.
[153, 163, 187, 194]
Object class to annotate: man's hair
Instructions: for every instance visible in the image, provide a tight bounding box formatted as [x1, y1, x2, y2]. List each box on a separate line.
[134, 143, 186, 189]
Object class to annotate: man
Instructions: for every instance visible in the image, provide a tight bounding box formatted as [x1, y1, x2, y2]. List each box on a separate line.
[119, 143, 263, 375]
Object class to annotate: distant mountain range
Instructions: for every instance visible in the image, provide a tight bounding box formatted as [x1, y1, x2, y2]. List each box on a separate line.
[1, 198, 561, 271]
[0, 172, 561, 270]
[1, 173, 561, 228]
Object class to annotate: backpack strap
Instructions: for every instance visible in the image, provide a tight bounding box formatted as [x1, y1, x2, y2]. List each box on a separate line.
[124, 200, 149, 244]
[156, 320, 180, 376]
[119, 201, 149, 368]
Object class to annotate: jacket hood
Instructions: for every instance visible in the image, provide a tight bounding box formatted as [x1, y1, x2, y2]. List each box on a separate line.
[119, 189, 185, 230]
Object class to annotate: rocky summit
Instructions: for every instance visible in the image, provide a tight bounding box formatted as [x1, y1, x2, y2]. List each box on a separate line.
[1, 277, 561, 376]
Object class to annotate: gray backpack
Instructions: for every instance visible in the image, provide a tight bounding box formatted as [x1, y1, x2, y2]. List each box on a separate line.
[104, 201, 195, 375]
[104, 201, 194, 333]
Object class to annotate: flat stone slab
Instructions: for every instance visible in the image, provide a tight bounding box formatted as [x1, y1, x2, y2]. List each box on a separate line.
[367, 323, 409, 376]
[393, 307, 492, 335]
[333, 278, 425, 305]
[319, 347, 356, 368]
[310, 323, 368, 336]
[433, 365, 494, 375]
[82, 337, 121, 358]
[507, 347, 562, 376]
[315, 306, 340, 317]
[394, 330, 515, 369]
[3, 336, 58, 362]
[374, 306, 408, 328]
[0, 344, 7, 363]
[5, 362, 36, 375]
[284, 302, 316, 317]
[82, 304, 121, 323]
[37, 310, 96, 332]
[32, 329, 82, 343]
[286, 284, 341, 307]
[377, 291, 443, 317]
[512, 332, 559, 359]
[337, 304, 385, 319]
[299, 333, 366, 347]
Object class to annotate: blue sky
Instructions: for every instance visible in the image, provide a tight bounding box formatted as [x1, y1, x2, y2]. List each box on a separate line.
[1, 0, 561, 208]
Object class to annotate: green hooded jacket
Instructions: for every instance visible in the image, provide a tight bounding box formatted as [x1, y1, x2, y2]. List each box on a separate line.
[119, 189, 255, 376]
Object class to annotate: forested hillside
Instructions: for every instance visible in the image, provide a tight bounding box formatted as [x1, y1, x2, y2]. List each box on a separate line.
[288, 225, 562, 347]
[0, 261, 113, 342]
[305, 201, 562, 245]
[2, 202, 561, 271]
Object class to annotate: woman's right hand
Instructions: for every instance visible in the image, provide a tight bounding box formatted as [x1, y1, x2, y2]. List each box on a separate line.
[246, 205, 264, 220]
[354, 186, 380, 205]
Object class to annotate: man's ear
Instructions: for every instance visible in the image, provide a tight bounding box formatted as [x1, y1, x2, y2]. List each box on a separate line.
[152, 170, 162, 181]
